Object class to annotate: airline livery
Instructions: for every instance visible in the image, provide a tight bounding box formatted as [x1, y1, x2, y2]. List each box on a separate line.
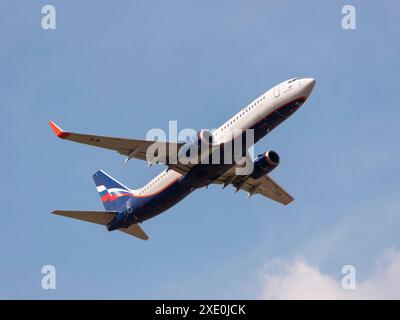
[50, 78, 315, 240]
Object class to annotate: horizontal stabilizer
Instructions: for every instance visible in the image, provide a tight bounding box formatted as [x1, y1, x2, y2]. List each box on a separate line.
[52, 210, 117, 225]
[119, 224, 149, 240]
[52, 210, 149, 240]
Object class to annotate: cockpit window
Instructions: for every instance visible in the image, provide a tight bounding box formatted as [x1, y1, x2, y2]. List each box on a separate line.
[288, 77, 301, 84]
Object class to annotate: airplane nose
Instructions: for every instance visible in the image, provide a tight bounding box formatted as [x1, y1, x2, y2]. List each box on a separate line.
[302, 78, 316, 97]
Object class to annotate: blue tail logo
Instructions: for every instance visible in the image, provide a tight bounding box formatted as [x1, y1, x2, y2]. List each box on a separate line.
[93, 170, 134, 211]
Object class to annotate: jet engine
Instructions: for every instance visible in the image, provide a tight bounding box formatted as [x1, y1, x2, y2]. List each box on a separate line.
[249, 150, 280, 179]
[179, 129, 214, 163]
[198, 129, 214, 145]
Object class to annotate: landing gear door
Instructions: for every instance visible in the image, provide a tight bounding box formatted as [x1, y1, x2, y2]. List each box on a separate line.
[273, 85, 280, 98]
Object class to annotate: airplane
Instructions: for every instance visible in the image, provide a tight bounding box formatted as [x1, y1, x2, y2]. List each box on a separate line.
[50, 77, 315, 240]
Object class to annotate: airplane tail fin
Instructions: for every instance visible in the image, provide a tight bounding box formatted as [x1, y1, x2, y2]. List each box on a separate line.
[92, 170, 134, 211]
[51, 171, 149, 240]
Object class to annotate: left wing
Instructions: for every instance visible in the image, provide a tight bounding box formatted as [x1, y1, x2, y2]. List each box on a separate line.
[215, 170, 294, 205]
[49, 121, 187, 169]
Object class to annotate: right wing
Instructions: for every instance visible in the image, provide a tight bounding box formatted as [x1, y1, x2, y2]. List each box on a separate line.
[49, 121, 186, 168]
[214, 169, 294, 205]
[240, 174, 294, 205]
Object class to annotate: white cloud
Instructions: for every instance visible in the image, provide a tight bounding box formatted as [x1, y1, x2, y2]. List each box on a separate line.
[259, 247, 400, 299]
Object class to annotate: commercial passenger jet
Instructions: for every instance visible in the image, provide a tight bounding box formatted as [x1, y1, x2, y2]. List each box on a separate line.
[50, 77, 315, 240]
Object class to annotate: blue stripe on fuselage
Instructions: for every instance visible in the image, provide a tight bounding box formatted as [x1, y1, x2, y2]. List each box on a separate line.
[125, 176, 193, 223]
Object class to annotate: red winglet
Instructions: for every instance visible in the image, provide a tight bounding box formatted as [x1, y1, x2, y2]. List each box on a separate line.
[49, 121, 71, 139]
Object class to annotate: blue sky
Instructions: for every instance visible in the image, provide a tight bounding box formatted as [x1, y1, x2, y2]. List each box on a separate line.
[1, 0, 400, 299]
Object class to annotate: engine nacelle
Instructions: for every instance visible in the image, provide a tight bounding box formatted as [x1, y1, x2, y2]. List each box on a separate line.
[179, 129, 214, 163]
[198, 129, 214, 146]
[249, 150, 280, 179]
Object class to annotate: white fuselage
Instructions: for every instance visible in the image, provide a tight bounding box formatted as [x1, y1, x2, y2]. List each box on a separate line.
[131, 78, 315, 197]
